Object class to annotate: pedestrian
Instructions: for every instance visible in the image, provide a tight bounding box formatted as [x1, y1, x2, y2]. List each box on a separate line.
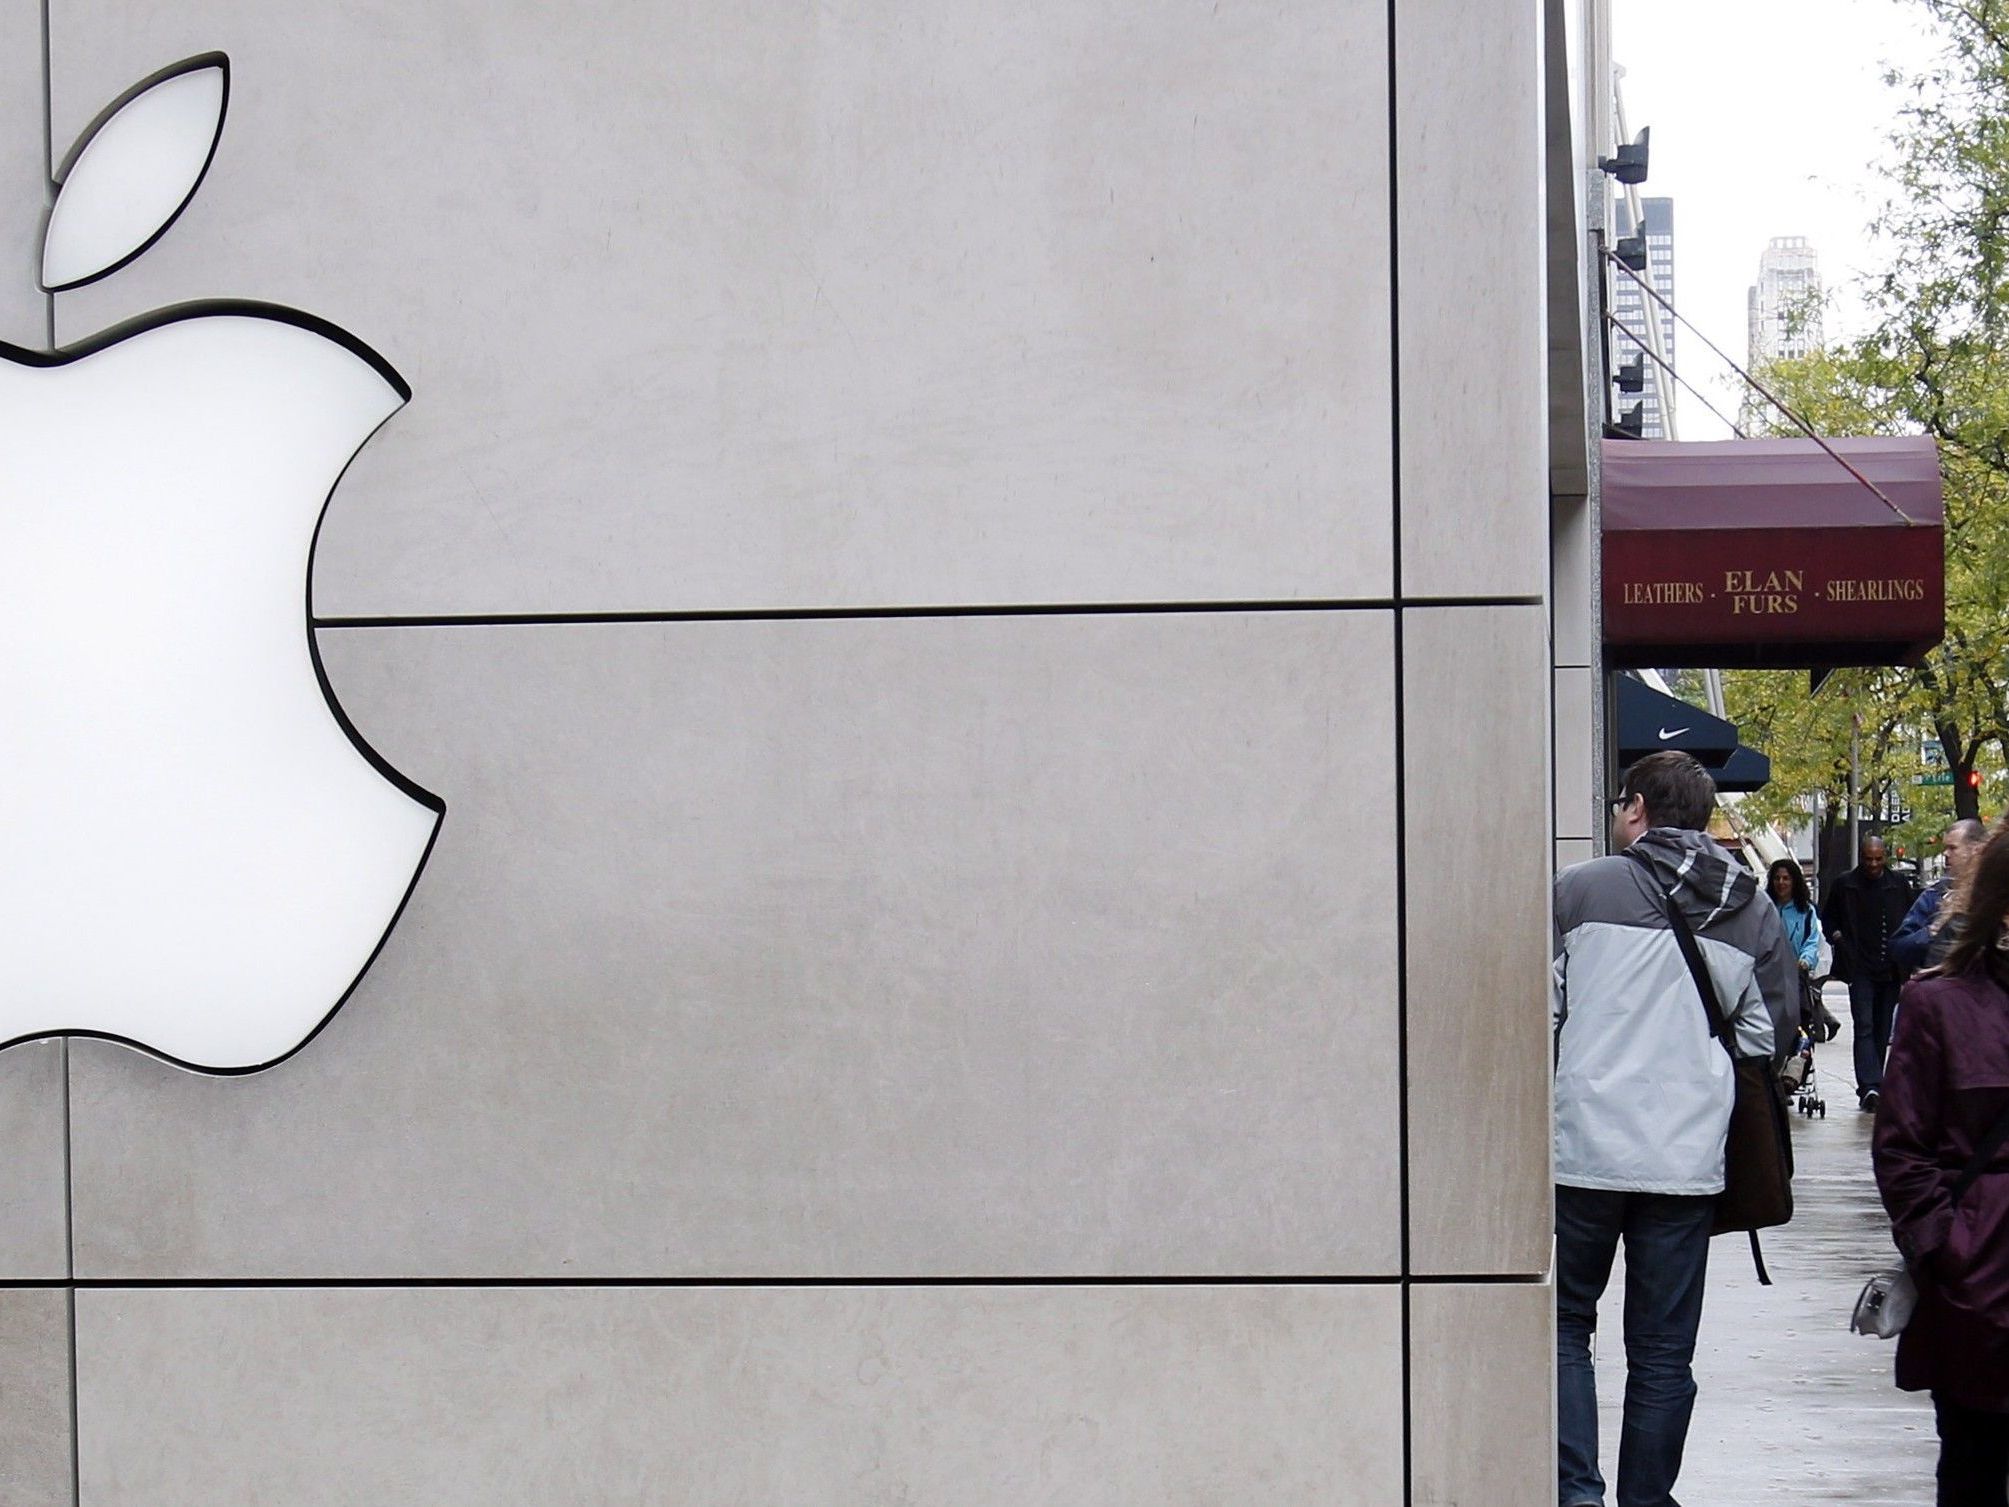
[1553, 751, 1799, 1507]
[1823, 836, 1918, 1111]
[1893, 819, 1986, 972]
[1872, 826, 2009, 1507]
[1767, 858, 1828, 1041]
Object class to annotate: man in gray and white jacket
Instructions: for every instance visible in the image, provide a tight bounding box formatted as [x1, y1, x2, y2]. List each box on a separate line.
[1552, 750, 1799, 1507]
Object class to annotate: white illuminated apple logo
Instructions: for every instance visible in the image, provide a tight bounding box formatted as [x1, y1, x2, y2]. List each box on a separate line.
[0, 54, 441, 1073]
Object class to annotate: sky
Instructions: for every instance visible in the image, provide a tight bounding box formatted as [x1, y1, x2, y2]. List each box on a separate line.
[1610, 0, 1945, 438]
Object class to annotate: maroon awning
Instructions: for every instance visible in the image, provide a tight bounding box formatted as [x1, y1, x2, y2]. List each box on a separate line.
[1601, 436, 1944, 669]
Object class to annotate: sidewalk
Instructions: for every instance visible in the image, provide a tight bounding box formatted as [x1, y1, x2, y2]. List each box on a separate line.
[1592, 981, 1938, 1505]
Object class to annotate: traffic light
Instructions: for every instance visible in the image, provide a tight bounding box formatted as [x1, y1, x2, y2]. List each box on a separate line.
[1968, 769, 1984, 791]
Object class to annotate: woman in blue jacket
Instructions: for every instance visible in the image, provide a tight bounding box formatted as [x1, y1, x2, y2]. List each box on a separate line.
[1769, 859, 1823, 1035]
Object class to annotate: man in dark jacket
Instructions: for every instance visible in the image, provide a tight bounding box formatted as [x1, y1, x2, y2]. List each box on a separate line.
[1892, 819, 1984, 971]
[1823, 835, 1918, 1110]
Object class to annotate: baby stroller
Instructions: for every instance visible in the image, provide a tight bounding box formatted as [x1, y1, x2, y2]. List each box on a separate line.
[1783, 972, 1832, 1118]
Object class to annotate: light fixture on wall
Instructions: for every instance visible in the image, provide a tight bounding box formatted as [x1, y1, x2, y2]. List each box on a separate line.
[1605, 402, 1646, 441]
[1599, 127, 1650, 185]
[1614, 230, 1649, 272]
[1615, 357, 1646, 394]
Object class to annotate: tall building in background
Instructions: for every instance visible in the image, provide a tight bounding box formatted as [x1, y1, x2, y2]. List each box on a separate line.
[1744, 237, 1823, 431]
[1748, 236, 1823, 365]
[1612, 196, 1676, 438]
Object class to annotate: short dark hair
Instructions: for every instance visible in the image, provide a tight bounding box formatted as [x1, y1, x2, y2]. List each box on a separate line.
[1619, 750, 1717, 832]
[1949, 819, 1986, 845]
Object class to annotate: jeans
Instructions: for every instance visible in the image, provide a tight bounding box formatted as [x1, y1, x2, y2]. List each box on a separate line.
[1849, 977, 1902, 1099]
[1556, 1184, 1714, 1507]
[1935, 1393, 2009, 1507]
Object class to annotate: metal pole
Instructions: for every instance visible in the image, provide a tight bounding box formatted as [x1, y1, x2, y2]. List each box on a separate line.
[1811, 787, 1825, 901]
[1849, 713, 1862, 861]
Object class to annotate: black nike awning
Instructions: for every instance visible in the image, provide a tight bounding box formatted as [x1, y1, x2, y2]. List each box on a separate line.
[1615, 677, 1740, 766]
[1710, 744, 1772, 794]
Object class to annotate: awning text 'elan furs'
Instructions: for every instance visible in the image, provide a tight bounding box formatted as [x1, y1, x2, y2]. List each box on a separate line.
[1602, 436, 1944, 669]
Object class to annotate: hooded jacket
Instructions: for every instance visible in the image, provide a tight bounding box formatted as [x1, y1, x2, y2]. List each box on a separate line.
[1553, 828, 1800, 1195]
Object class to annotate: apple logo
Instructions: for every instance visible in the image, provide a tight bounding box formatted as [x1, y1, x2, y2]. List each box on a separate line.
[0, 53, 442, 1073]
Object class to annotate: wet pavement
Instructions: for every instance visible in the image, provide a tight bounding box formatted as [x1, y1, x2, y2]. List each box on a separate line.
[1590, 982, 1939, 1505]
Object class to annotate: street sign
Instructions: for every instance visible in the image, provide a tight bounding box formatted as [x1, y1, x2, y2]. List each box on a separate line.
[1918, 771, 1955, 786]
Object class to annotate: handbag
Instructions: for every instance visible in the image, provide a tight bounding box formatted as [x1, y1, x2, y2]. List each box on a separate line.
[1850, 1267, 1916, 1339]
[1852, 1098, 2009, 1338]
[1629, 851, 1794, 1284]
[1799, 972, 1828, 1037]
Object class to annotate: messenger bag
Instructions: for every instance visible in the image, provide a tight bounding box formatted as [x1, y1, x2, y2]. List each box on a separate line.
[1628, 849, 1794, 1283]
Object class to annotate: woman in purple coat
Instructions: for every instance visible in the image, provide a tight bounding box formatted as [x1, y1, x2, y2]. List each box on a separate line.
[1874, 826, 2009, 1505]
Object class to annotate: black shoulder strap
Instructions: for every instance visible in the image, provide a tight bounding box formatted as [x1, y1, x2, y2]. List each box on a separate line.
[1952, 1098, 2009, 1206]
[1623, 850, 1776, 1283]
[1626, 848, 1735, 1059]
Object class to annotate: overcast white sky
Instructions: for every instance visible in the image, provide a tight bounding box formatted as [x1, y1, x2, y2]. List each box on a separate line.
[1610, 0, 1944, 438]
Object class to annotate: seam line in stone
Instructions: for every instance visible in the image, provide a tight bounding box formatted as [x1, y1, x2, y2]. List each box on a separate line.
[310, 596, 1546, 630]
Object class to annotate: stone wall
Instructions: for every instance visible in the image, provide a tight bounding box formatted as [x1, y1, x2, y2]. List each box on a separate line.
[2, 0, 1559, 1498]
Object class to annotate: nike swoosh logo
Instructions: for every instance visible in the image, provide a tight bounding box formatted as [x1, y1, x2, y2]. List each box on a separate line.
[1658, 726, 1690, 739]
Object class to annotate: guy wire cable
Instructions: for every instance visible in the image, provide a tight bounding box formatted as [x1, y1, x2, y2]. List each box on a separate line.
[1606, 313, 1752, 439]
[1604, 250, 1919, 525]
